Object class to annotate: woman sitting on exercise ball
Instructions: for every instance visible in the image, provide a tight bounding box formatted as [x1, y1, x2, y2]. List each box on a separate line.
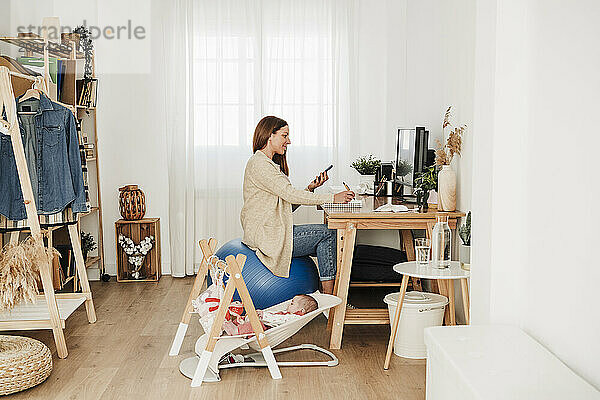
[240, 116, 354, 294]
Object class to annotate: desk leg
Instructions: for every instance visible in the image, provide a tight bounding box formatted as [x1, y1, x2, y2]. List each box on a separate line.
[329, 223, 356, 349]
[461, 278, 470, 324]
[448, 280, 456, 326]
[384, 274, 409, 370]
[327, 229, 344, 333]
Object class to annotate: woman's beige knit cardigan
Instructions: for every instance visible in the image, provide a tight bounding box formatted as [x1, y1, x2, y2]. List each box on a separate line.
[240, 151, 334, 278]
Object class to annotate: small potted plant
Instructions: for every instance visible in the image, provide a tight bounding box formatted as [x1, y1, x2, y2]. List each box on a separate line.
[413, 165, 438, 212]
[351, 154, 381, 193]
[458, 211, 471, 270]
[80, 231, 97, 262]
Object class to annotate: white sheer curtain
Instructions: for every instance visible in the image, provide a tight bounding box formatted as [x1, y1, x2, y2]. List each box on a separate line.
[164, 0, 358, 277]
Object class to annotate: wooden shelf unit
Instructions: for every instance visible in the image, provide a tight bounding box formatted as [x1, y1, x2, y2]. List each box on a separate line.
[115, 218, 161, 282]
[85, 255, 101, 268]
[0, 61, 96, 358]
[0, 33, 106, 280]
[0, 36, 82, 59]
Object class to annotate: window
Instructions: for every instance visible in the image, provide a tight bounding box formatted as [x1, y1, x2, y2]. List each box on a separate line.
[194, 35, 256, 146]
[193, 4, 336, 148]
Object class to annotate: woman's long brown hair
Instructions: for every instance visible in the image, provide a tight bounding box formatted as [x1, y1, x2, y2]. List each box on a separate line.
[252, 116, 289, 176]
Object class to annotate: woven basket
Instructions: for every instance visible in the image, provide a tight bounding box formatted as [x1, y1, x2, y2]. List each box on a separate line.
[118, 185, 146, 220]
[0, 335, 52, 396]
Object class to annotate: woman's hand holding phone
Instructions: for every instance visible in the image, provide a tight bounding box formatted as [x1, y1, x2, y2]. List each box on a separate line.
[307, 170, 330, 192]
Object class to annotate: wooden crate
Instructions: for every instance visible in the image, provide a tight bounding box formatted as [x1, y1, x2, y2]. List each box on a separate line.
[115, 218, 161, 282]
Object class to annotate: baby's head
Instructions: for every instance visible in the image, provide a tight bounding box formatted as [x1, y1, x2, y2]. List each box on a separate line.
[286, 294, 318, 315]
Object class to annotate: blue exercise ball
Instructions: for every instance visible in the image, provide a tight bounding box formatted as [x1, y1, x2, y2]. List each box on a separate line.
[212, 238, 320, 310]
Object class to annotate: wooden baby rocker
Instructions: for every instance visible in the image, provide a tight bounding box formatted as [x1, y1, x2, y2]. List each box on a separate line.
[171, 238, 341, 387]
[169, 238, 218, 356]
[189, 242, 281, 387]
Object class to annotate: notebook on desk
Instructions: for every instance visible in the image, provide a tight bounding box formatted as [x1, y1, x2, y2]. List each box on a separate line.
[321, 199, 364, 211]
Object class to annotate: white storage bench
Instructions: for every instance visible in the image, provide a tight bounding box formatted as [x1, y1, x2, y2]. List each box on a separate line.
[424, 325, 599, 400]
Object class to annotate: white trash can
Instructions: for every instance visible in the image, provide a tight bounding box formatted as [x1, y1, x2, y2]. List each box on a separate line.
[384, 291, 448, 359]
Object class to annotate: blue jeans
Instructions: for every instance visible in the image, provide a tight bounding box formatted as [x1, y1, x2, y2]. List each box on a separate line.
[292, 224, 337, 281]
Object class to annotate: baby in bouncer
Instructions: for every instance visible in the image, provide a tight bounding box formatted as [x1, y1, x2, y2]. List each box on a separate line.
[222, 294, 318, 336]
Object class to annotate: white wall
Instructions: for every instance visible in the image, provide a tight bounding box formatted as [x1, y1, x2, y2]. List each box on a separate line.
[95, 0, 171, 276]
[441, 0, 475, 212]
[1, 1, 474, 280]
[354, 0, 474, 255]
[471, 0, 600, 389]
[1, 0, 172, 276]
[273, 0, 475, 254]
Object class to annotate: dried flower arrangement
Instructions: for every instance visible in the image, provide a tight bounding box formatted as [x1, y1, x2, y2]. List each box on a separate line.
[0, 236, 58, 311]
[435, 106, 466, 166]
[118, 234, 155, 279]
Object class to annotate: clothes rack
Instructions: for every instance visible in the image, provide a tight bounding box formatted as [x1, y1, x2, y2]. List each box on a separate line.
[0, 32, 106, 281]
[0, 66, 96, 358]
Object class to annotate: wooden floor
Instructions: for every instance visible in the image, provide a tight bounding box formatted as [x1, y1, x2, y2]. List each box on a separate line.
[6, 277, 425, 400]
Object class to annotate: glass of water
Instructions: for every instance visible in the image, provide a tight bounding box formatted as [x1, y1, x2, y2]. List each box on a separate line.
[414, 238, 431, 266]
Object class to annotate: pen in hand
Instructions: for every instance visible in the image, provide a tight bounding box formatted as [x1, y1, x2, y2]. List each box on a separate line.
[342, 182, 355, 201]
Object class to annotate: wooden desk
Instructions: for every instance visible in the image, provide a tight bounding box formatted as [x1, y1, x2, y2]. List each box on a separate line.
[323, 196, 465, 349]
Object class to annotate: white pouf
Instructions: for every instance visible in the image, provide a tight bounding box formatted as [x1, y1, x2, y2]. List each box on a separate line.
[384, 291, 448, 359]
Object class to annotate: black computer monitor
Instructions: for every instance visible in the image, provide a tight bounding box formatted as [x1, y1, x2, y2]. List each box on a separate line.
[395, 126, 429, 189]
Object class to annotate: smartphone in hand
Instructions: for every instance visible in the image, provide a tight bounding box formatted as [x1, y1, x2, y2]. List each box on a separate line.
[314, 165, 333, 182]
[311, 165, 333, 187]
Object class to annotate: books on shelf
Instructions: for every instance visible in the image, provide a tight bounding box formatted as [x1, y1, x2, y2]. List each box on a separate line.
[57, 59, 66, 100]
[82, 142, 95, 159]
[37, 246, 75, 291]
[78, 78, 98, 108]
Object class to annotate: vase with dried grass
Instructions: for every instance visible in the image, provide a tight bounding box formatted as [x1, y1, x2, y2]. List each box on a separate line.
[435, 106, 466, 211]
[0, 236, 57, 311]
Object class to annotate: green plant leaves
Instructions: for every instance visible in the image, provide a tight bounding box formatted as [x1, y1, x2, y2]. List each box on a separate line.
[351, 154, 381, 175]
[414, 165, 438, 192]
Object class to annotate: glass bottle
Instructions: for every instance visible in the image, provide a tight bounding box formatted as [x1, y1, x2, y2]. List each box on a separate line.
[431, 213, 451, 268]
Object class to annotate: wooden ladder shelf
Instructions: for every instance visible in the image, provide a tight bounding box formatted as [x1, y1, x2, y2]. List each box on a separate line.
[0, 65, 96, 358]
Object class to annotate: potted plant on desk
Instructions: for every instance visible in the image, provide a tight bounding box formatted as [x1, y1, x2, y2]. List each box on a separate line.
[414, 165, 438, 212]
[459, 211, 471, 270]
[351, 154, 381, 194]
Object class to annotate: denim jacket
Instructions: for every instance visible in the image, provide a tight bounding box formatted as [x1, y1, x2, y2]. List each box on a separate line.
[0, 93, 87, 220]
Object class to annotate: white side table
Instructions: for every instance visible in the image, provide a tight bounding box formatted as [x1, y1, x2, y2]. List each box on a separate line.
[383, 261, 470, 370]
